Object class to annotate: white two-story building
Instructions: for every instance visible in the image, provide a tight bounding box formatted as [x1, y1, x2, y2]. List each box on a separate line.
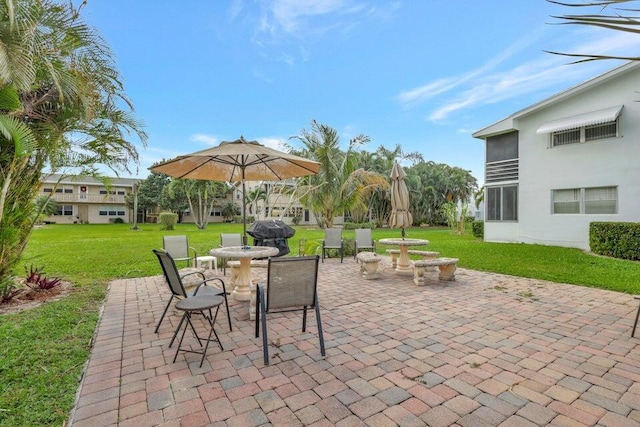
[40, 174, 140, 224]
[473, 61, 640, 250]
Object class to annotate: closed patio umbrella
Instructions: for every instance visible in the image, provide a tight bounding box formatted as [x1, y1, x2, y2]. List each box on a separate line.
[151, 136, 320, 243]
[389, 161, 412, 238]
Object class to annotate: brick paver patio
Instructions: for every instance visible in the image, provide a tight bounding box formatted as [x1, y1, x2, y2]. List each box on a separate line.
[69, 256, 640, 426]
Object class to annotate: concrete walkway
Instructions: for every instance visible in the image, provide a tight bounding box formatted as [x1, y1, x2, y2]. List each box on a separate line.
[69, 256, 640, 426]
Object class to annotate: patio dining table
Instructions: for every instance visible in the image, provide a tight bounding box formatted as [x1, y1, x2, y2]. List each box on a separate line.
[378, 237, 429, 275]
[209, 246, 278, 301]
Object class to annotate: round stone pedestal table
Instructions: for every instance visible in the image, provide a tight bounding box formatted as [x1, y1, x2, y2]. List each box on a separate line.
[209, 246, 279, 301]
[378, 238, 430, 275]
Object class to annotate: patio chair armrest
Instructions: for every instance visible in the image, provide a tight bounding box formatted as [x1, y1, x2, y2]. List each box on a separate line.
[189, 246, 198, 259]
[180, 270, 206, 282]
[197, 277, 228, 295]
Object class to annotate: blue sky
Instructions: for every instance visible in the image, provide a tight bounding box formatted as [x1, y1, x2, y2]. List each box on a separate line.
[81, 1, 640, 183]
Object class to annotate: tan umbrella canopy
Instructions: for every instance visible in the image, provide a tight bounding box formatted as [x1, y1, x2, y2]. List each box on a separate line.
[151, 136, 321, 243]
[389, 161, 413, 238]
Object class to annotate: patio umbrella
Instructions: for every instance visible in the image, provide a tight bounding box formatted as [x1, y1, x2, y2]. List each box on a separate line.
[389, 161, 413, 238]
[151, 136, 321, 243]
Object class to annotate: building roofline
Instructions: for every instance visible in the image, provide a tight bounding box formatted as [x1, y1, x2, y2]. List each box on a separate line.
[42, 173, 142, 187]
[472, 61, 640, 139]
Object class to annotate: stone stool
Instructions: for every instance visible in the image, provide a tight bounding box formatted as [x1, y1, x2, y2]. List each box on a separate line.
[356, 252, 381, 279]
[413, 257, 459, 285]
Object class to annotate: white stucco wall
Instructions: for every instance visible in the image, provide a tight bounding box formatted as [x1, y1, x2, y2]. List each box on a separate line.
[481, 63, 640, 250]
[484, 221, 519, 243]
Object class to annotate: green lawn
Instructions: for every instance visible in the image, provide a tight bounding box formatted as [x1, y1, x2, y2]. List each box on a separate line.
[1, 222, 639, 426]
[19, 223, 640, 293]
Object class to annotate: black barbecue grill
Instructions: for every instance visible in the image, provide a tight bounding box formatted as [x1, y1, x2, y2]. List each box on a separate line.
[247, 220, 295, 257]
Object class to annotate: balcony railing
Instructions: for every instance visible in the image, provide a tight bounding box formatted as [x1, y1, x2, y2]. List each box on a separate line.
[486, 159, 518, 183]
[46, 193, 127, 204]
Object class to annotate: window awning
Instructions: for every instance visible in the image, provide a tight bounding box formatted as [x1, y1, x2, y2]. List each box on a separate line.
[536, 105, 623, 134]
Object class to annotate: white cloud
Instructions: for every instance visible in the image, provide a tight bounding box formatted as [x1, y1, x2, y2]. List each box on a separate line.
[258, 137, 288, 150]
[397, 29, 544, 109]
[240, 0, 398, 66]
[409, 29, 640, 123]
[228, 0, 246, 20]
[271, 0, 352, 34]
[396, 77, 460, 108]
[190, 134, 220, 145]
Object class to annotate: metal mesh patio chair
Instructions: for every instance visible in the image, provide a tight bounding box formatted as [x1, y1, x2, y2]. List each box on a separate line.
[354, 228, 376, 261]
[163, 235, 197, 268]
[153, 249, 232, 335]
[322, 228, 343, 263]
[173, 294, 224, 367]
[255, 255, 325, 365]
[220, 233, 242, 275]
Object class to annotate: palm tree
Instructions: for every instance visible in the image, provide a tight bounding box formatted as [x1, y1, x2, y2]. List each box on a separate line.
[33, 195, 58, 223]
[289, 121, 387, 228]
[0, 0, 146, 285]
[221, 200, 240, 222]
[406, 161, 478, 226]
[355, 145, 424, 226]
[547, 0, 640, 62]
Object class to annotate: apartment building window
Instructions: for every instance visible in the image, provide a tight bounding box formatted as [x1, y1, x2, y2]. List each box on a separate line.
[537, 105, 622, 147]
[56, 205, 73, 216]
[44, 187, 71, 193]
[551, 120, 619, 147]
[485, 131, 518, 183]
[552, 189, 580, 214]
[289, 207, 303, 218]
[486, 185, 518, 221]
[552, 129, 581, 146]
[552, 186, 617, 214]
[99, 188, 126, 195]
[99, 205, 126, 216]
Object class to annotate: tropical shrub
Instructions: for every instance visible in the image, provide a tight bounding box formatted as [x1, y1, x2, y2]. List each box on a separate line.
[472, 221, 484, 239]
[0, 278, 22, 303]
[23, 264, 62, 290]
[343, 238, 356, 257]
[343, 222, 375, 230]
[159, 212, 178, 230]
[234, 215, 255, 224]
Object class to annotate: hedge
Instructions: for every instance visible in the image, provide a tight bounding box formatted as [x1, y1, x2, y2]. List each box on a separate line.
[589, 222, 640, 260]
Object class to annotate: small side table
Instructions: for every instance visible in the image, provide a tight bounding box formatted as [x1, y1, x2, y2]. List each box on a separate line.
[196, 255, 218, 274]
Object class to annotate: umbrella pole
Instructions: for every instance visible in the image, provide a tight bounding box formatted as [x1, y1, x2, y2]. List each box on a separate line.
[242, 176, 247, 246]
